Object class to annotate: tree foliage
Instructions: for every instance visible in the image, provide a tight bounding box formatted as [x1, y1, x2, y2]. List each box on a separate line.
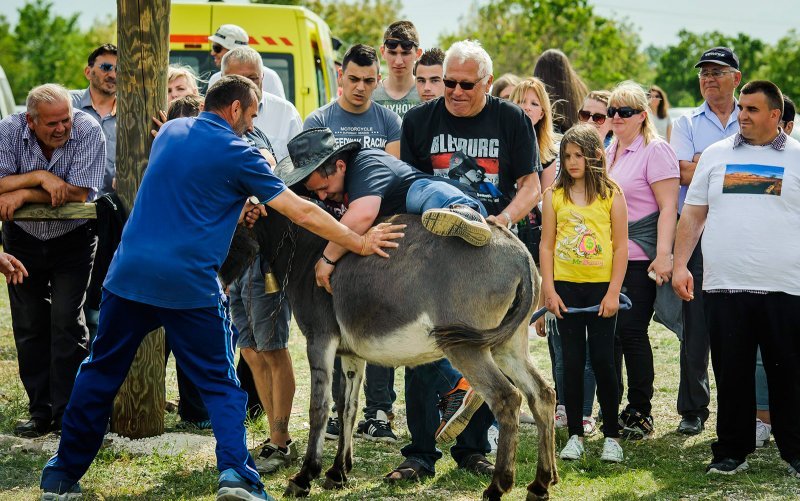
[0, 0, 116, 104]
[650, 30, 766, 107]
[759, 30, 800, 105]
[438, 0, 651, 91]
[254, 0, 401, 55]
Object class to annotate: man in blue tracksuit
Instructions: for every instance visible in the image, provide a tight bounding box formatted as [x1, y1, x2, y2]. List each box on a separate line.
[39, 75, 402, 501]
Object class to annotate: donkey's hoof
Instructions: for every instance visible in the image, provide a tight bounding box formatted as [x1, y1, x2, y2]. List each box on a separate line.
[284, 480, 310, 498]
[526, 488, 550, 501]
[322, 476, 345, 490]
[482, 486, 503, 501]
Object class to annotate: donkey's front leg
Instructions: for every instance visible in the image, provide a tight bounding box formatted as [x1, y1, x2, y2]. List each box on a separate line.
[285, 335, 338, 497]
[324, 354, 366, 489]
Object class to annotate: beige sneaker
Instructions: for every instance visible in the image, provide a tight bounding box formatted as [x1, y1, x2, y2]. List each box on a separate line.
[421, 205, 492, 247]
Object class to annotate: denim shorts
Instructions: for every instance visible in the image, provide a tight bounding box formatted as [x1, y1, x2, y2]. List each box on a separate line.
[229, 256, 291, 351]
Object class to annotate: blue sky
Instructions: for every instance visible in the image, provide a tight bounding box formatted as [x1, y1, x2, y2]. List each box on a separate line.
[4, 0, 800, 50]
[726, 164, 785, 179]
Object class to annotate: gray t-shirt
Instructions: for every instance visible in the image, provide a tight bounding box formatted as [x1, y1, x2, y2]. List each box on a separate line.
[371, 83, 420, 118]
[304, 101, 401, 150]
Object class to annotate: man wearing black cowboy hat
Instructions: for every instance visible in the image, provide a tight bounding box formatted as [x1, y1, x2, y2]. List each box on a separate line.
[275, 127, 492, 293]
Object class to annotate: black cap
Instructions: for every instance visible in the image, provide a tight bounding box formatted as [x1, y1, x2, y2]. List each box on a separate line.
[695, 46, 739, 70]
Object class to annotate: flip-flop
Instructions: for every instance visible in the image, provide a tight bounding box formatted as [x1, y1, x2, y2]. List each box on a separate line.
[383, 460, 434, 483]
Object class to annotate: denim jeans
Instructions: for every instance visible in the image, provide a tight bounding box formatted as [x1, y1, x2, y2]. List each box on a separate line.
[547, 315, 597, 416]
[401, 358, 492, 473]
[405, 178, 488, 217]
[755, 347, 769, 411]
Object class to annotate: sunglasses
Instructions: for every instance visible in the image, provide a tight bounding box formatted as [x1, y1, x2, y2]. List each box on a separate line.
[607, 106, 642, 119]
[95, 62, 116, 72]
[442, 78, 484, 90]
[578, 110, 607, 124]
[383, 39, 416, 51]
[212, 43, 224, 54]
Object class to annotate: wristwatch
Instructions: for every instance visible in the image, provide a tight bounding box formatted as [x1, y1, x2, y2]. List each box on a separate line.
[501, 211, 514, 229]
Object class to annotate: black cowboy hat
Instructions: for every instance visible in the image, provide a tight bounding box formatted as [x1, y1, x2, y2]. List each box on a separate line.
[274, 128, 362, 187]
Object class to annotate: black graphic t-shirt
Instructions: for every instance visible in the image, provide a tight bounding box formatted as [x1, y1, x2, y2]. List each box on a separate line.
[400, 95, 540, 216]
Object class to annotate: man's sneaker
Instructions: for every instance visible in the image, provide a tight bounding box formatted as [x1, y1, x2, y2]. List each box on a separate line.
[554, 405, 568, 429]
[435, 377, 485, 443]
[41, 482, 81, 501]
[619, 408, 654, 440]
[356, 410, 397, 443]
[488, 424, 499, 454]
[421, 205, 492, 247]
[559, 434, 584, 460]
[254, 439, 298, 474]
[582, 415, 597, 436]
[755, 419, 772, 448]
[788, 458, 800, 479]
[600, 438, 624, 463]
[216, 468, 275, 500]
[324, 416, 339, 441]
[706, 458, 749, 475]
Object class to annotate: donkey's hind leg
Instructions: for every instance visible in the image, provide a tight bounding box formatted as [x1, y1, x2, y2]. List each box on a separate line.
[286, 336, 338, 497]
[445, 346, 522, 501]
[324, 354, 365, 489]
[493, 326, 558, 500]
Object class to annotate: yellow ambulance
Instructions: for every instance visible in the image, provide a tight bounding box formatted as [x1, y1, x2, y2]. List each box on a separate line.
[169, 0, 338, 118]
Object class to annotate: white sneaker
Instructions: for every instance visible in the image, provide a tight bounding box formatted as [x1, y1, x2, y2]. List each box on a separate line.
[600, 438, 624, 463]
[554, 405, 568, 429]
[488, 424, 499, 453]
[559, 434, 584, 460]
[755, 419, 772, 448]
[582, 416, 597, 436]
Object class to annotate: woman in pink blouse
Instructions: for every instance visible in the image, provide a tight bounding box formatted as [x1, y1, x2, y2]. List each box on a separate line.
[606, 81, 679, 440]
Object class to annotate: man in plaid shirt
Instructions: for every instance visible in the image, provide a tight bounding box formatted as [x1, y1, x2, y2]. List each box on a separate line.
[0, 83, 105, 438]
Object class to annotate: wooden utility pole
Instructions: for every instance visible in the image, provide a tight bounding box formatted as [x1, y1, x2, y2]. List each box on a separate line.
[111, 0, 170, 438]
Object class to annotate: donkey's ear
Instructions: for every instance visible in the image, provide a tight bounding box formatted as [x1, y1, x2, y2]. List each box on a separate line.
[219, 225, 259, 288]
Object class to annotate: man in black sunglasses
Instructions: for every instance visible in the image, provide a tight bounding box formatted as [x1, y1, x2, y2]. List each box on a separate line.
[373, 21, 422, 118]
[392, 39, 541, 482]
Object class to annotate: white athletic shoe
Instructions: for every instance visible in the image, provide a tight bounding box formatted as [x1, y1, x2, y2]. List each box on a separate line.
[559, 434, 584, 460]
[488, 424, 499, 454]
[554, 405, 568, 429]
[600, 438, 624, 463]
[755, 419, 772, 448]
[582, 416, 597, 436]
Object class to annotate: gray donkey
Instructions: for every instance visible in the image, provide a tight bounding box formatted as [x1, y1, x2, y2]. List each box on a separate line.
[221, 208, 558, 501]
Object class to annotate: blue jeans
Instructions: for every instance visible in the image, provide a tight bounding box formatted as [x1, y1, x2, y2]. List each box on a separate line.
[405, 178, 488, 217]
[401, 358, 492, 473]
[548, 316, 596, 416]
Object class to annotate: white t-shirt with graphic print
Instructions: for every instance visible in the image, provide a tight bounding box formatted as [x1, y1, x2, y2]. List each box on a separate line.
[685, 134, 800, 294]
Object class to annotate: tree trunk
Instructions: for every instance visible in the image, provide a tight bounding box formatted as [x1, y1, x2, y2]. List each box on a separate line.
[111, 0, 170, 439]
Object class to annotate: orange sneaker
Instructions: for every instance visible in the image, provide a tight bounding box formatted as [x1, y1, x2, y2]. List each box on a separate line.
[435, 377, 485, 443]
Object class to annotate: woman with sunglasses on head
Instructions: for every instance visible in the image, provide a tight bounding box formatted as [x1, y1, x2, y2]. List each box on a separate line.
[579, 90, 614, 147]
[648, 85, 672, 141]
[606, 81, 679, 441]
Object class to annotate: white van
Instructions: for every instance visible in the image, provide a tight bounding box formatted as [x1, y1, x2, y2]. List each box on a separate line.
[0, 64, 16, 119]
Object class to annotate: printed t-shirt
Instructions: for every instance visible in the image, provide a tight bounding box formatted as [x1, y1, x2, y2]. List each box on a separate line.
[104, 112, 286, 309]
[552, 187, 615, 283]
[607, 134, 679, 260]
[371, 83, 420, 118]
[400, 95, 540, 216]
[685, 134, 800, 294]
[304, 100, 401, 150]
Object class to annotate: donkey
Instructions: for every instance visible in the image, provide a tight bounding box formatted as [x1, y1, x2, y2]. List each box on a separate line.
[222, 208, 558, 501]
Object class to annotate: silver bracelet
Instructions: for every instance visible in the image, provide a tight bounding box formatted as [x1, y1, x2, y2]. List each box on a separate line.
[501, 211, 514, 228]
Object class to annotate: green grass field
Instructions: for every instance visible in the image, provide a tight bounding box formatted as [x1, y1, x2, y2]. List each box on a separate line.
[1, 286, 798, 500]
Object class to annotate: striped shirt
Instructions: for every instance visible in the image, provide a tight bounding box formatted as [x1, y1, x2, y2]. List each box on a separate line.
[0, 110, 105, 240]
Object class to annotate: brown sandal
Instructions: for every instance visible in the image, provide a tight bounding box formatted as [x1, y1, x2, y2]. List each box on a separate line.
[384, 460, 434, 483]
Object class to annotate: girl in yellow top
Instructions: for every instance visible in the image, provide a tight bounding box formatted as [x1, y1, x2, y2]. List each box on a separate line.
[537, 124, 629, 462]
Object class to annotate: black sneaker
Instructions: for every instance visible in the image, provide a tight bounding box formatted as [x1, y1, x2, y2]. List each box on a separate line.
[356, 410, 397, 443]
[706, 457, 749, 475]
[619, 408, 654, 440]
[787, 458, 800, 479]
[324, 416, 339, 441]
[421, 205, 492, 247]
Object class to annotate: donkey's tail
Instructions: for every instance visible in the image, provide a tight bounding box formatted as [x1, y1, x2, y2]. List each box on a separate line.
[431, 266, 534, 351]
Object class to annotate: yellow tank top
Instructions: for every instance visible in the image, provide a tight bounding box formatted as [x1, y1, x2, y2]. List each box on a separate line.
[552, 187, 615, 283]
